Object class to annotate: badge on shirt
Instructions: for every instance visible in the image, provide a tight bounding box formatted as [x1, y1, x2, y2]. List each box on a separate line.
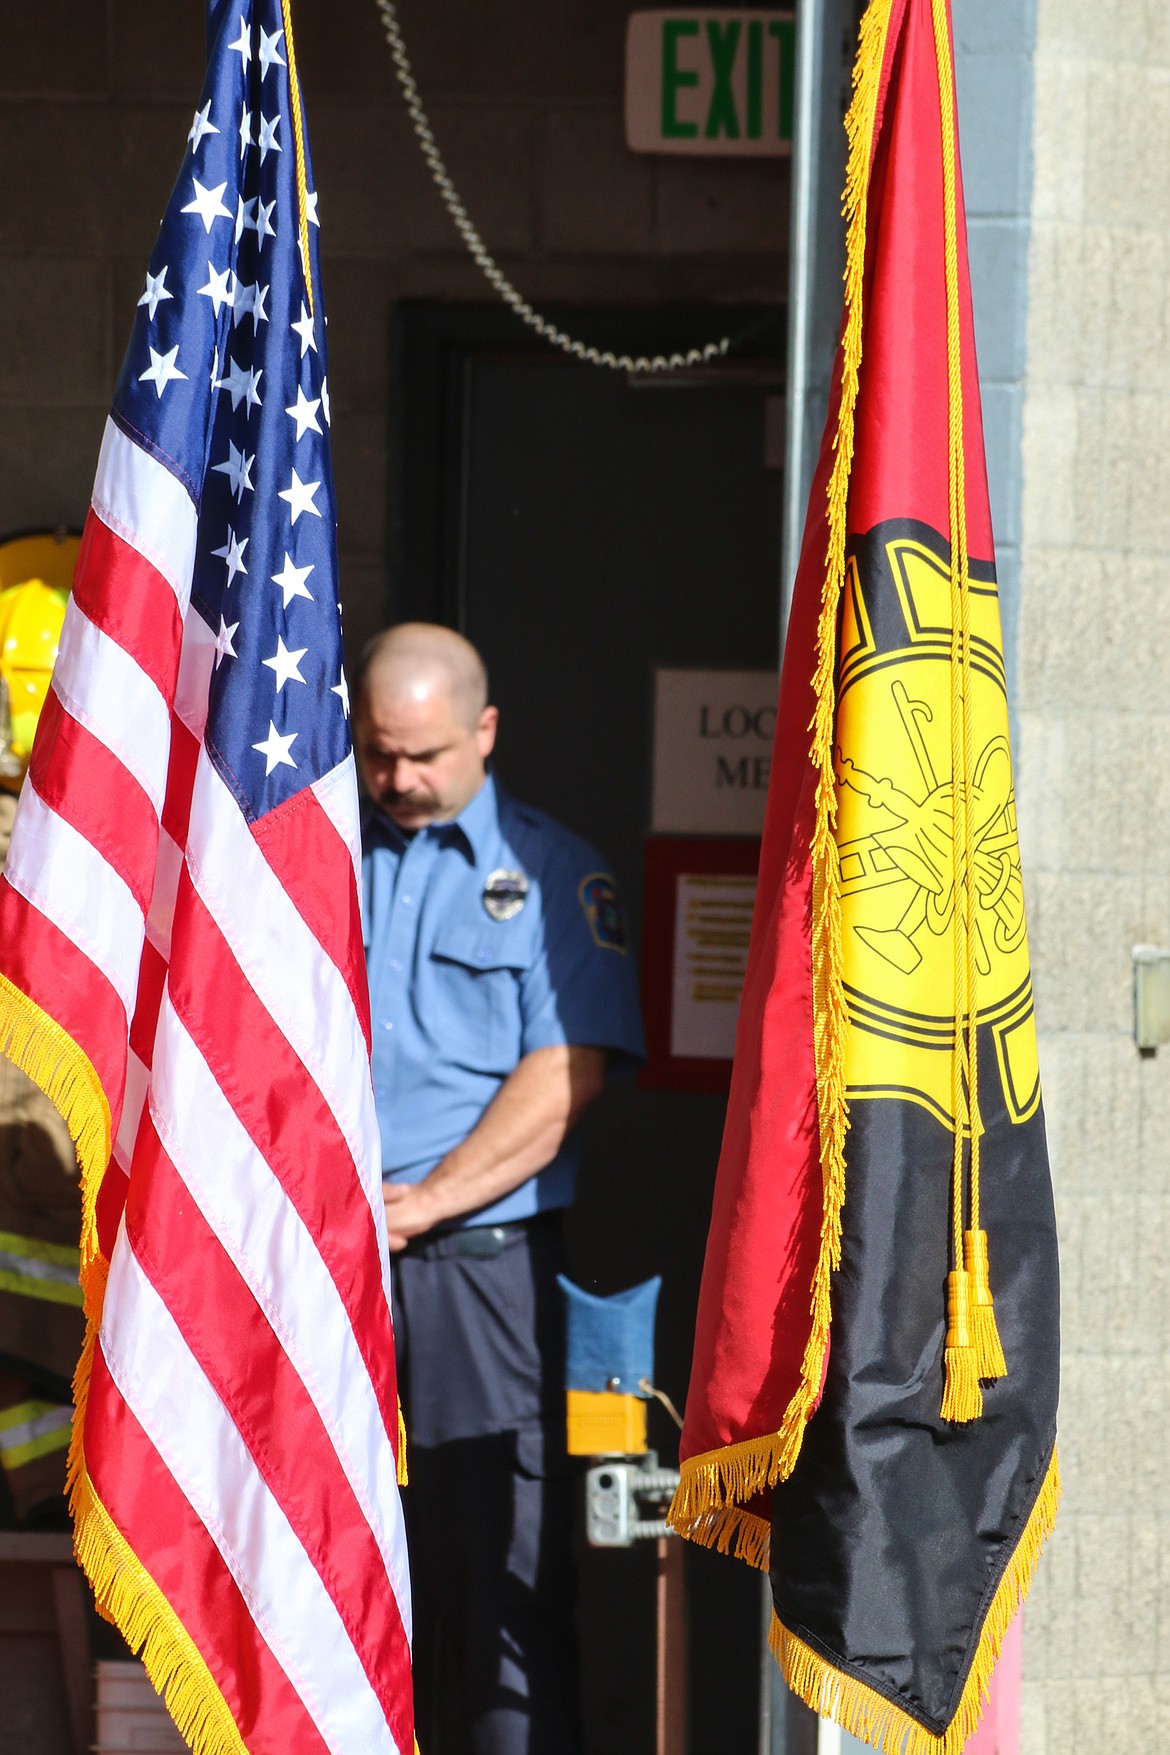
[579, 872, 628, 953]
[483, 868, 530, 922]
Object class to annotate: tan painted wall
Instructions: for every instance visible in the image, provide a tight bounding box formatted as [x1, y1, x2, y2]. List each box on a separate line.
[1017, 4, 1170, 1748]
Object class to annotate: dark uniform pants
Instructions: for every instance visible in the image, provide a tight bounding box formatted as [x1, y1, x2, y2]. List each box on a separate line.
[393, 1214, 582, 1755]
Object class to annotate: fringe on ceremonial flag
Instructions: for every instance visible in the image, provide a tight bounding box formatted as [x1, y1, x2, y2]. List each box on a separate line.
[668, 0, 896, 1560]
[770, 1448, 1060, 1754]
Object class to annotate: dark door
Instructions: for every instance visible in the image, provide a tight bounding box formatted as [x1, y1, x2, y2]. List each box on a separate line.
[393, 303, 785, 1755]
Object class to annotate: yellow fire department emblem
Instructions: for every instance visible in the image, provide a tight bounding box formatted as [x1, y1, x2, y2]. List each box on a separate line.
[834, 530, 1040, 1131]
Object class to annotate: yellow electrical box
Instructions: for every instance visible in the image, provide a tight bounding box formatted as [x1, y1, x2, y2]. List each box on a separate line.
[566, 1390, 648, 1457]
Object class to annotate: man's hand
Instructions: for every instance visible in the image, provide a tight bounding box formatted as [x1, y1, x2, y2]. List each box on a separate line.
[380, 1044, 607, 1252]
[383, 1180, 448, 1253]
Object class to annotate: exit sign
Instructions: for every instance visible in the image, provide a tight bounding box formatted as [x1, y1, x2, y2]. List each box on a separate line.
[625, 10, 795, 156]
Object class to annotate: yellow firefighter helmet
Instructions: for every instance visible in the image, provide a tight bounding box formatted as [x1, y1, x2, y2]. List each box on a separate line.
[0, 578, 69, 793]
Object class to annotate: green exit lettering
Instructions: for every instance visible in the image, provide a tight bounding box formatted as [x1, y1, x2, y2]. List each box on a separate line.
[659, 12, 795, 144]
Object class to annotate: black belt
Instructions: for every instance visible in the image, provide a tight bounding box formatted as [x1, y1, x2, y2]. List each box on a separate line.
[401, 1212, 558, 1263]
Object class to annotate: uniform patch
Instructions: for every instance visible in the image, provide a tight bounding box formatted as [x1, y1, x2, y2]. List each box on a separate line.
[579, 873, 628, 953]
[483, 868, 529, 922]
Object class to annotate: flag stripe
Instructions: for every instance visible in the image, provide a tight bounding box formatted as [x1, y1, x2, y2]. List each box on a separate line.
[166, 875, 400, 1432]
[29, 693, 159, 919]
[129, 938, 168, 1070]
[148, 1000, 409, 1606]
[73, 511, 184, 709]
[52, 603, 172, 819]
[146, 828, 185, 961]
[252, 785, 372, 1055]
[6, 787, 144, 1019]
[100, 1233, 405, 1755]
[162, 714, 202, 852]
[312, 758, 363, 907]
[184, 753, 387, 1273]
[173, 613, 216, 745]
[85, 1346, 332, 1755]
[129, 1109, 413, 1739]
[0, 880, 127, 1122]
[114, 1050, 150, 1174]
[91, 416, 197, 615]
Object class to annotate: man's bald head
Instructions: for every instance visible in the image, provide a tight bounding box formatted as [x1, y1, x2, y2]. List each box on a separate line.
[358, 623, 488, 731]
[355, 623, 498, 830]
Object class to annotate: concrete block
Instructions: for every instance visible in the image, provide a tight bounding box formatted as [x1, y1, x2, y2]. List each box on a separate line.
[0, 258, 109, 406]
[954, 53, 1034, 217]
[541, 110, 655, 255]
[0, 0, 108, 94]
[1048, 0, 1170, 68]
[309, 101, 537, 258]
[1019, 386, 1078, 550]
[1070, 1515, 1140, 1678]
[1015, 709, 1066, 872]
[968, 217, 1030, 381]
[0, 104, 192, 258]
[1019, 1677, 1046, 1755]
[1084, 64, 1170, 232]
[653, 155, 788, 256]
[953, 0, 1038, 57]
[1029, 55, 1089, 226]
[981, 381, 1023, 549]
[1029, 872, 1144, 1035]
[0, 405, 107, 534]
[1037, 1035, 1141, 1199]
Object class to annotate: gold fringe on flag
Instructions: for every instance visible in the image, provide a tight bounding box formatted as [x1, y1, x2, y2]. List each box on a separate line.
[770, 1447, 1060, 1755]
[669, 0, 896, 1551]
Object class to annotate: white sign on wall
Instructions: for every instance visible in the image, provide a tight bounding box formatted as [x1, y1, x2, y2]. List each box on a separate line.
[652, 667, 779, 836]
[670, 872, 757, 1058]
[625, 10, 795, 156]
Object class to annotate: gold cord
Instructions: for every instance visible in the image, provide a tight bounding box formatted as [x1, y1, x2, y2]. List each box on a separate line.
[279, 0, 315, 318]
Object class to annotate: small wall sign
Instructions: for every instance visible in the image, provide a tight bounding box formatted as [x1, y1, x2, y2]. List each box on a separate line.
[651, 667, 779, 837]
[625, 10, 796, 156]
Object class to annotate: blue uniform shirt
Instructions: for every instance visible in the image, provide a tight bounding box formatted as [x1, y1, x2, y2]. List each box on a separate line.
[362, 774, 645, 1227]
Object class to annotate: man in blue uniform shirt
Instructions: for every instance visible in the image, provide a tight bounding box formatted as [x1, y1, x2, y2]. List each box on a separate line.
[357, 623, 644, 1755]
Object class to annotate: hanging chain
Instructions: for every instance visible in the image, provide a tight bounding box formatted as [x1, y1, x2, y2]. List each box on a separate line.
[374, 0, 738, 374]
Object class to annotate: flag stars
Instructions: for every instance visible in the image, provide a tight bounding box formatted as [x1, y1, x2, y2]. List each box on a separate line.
[239, 106, 255, 160]
[258, 27, 286, 76]
[263, 637, 309, 693]
[216, 357, 263, 415]
[214, 617, 239, 670]
[255, 197, 277, 245]
[286, 386, 322, 441]
[253, 721, 297, 776]
[305, 189, 320, 227]
[137, 267, 174, 322]
[236, 196, 257, 243]
[228, 16, 251, 63]
[212, 527, 248, 587]
[233, 280, 269, 331]
[291, 302, 317, 358]
[332, 668, 350, 719]
[258, 113, 282, 162]
[321, 377, 331, 427]
[197, 262, 235, 318]
[272, 554, 314, 607]
[188, 102, 219, 152]
[212, 441, 255, 502]
[138, 346, 188, 398]
[279, 469, 321, 524]
[182, 177, 233, 233]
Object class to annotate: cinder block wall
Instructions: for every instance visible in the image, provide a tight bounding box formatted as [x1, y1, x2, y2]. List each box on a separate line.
[0, 0, 787, 661]
[1016, 2, 1170, 1749]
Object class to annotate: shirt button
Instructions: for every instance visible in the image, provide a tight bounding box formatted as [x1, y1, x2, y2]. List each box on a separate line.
[389, 958, 402, 972]
[401, 895, 413, 907]
[382, 1021, 394, 1032]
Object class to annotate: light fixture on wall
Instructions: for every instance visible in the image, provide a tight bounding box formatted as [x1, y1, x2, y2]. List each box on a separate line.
[1133, 945, 1170, 1057]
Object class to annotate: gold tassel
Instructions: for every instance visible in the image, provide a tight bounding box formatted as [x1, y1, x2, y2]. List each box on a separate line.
[397, 1399, 409, 1487]
[964, 1229, 1007, 1381]
[940, 1270, 982, 1423]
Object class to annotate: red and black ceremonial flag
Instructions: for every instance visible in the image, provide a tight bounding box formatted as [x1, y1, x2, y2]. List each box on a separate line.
[668, 1, 1060, 1749]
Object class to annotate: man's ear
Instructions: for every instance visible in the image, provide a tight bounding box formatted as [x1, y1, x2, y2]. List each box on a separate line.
[477, 705, 499, 759]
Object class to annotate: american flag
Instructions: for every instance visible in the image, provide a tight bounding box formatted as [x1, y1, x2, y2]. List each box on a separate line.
[0, 3, 413, 1749]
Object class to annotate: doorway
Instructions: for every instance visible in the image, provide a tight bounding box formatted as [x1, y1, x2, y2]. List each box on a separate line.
[391, 301, 786, 1755]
